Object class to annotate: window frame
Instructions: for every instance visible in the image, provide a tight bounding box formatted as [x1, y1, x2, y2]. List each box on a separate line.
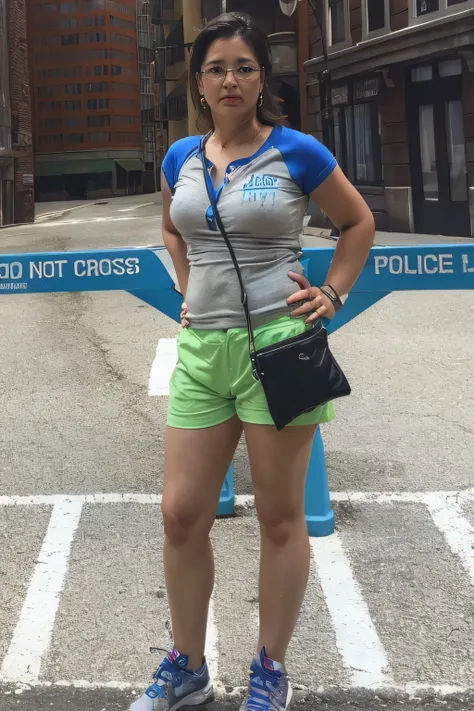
[325, 0, 352, 52]
[409, 0, 474, 25]
[329, 76, 383, 186]
[362, 0, 391, 39]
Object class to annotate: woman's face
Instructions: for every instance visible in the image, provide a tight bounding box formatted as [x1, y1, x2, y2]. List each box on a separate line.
[197, 36, 264, 121]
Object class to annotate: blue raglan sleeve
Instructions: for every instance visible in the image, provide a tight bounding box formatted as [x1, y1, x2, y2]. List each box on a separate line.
[161, 135, 202, 191]
[278, 127, 337, 195]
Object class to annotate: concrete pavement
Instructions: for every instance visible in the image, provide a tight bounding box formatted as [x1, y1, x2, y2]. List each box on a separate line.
[0, 195, 473, 710]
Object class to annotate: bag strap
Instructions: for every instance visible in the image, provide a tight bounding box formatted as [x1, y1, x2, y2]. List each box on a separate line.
[200, 135, 259, 374]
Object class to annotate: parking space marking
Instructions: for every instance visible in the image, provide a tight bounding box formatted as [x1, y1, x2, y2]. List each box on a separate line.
[311, 533, 393, 689]
[2, 489, 474, 692]
[425, 492, 474, 586]
[0, 501, 83, 683]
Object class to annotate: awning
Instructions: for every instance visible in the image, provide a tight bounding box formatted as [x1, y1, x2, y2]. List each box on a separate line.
[35, 159, 114, 177]
[115, 158, 143, 172]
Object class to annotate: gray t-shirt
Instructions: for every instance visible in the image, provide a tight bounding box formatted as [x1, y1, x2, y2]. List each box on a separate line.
[162, 125, 336, 330]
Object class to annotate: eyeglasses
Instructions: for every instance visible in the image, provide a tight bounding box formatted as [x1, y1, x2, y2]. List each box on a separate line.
[200, 65, 262, 82]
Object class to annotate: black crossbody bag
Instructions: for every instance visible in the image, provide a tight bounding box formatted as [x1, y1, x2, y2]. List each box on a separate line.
[200, 137, 351, 431]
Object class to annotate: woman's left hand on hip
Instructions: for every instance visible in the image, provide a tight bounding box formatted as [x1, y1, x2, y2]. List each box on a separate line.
[287, 271, 336, 323]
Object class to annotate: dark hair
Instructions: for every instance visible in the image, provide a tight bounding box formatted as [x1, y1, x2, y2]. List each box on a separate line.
[189, 12, 286, 131]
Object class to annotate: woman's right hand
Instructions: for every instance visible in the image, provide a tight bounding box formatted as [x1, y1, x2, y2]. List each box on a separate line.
[180, 302, 190, 328]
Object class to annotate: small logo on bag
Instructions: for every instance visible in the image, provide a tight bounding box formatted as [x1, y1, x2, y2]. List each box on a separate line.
[298, 353, 310, 361]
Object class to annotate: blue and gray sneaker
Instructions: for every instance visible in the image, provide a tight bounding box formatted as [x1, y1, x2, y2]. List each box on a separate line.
[240, 647, 293, 711]
[129, 647, 214, 710]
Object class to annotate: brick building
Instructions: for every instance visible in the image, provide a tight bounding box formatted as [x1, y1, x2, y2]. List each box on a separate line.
[152, 0, 300, 172]
[0, 0, 34, 226]
[303, 0, 474, 237]
[28, 0, 152, 201]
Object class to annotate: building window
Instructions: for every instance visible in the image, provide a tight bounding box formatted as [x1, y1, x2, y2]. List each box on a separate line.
[83, 0, 105, 8]
[63, 117, 82, 128]
[65, 83, 82, 94]
[85, 32, 107, 42]
[363, 0, 390, 37]
[39, 118, 62, 130]
[109, 0, 135, 15]
[88, 114, 111, 127]
[62, 33, 79, 45]
[110, 15, 135, 30]
[59, 17, 78, 28]
[36, 4, 57, 13]
[37, 85, 61, 97]
[85, 15, 106, 26]
[89, 132, 110, 142]
[326, 0, 351, 48]
[39, 101, 62, 112]
[60, 2, 77, 11]
[411, 0, 471, 23]
[86, 82, 109, 92]
[65, 100, 81, 109]
[88, 97, 110, 108]
[330, 77, 382, 185]
[65, 133, 84, 143]
[38, 134, 64, 147]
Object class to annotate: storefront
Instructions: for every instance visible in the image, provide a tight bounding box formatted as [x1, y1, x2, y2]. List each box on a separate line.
[304, 4, 474, 237]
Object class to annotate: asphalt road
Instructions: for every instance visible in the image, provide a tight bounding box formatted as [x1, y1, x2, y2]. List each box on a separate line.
[0, 195, 473, 711]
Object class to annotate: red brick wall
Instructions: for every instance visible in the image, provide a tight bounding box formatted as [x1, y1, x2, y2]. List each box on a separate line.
[8, 0, 35, 224]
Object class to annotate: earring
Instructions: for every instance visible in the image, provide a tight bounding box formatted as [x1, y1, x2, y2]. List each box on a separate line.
[258, 93, 263, 107]
[200, 96, 207, 110]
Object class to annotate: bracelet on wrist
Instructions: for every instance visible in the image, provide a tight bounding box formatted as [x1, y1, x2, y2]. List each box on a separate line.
[320, 284, 347, 311]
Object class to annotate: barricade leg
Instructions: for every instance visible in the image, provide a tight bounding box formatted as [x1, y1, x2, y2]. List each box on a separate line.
[305, 429, 334, 536]
[217, 464, 235, 516]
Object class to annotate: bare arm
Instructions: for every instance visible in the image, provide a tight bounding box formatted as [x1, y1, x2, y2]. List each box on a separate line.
[288, 165, 375, 322]
[161, 171, 190, 298]
[310, 165, 375, 296]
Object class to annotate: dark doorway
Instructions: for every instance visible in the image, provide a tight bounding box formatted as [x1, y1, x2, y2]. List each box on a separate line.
[406, 58, 470, 237]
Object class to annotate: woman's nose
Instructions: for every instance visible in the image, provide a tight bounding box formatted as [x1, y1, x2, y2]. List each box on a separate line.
[222, 69, 238, 88]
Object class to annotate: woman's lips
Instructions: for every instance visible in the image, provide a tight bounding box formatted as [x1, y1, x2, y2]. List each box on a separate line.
[221, 96, 241, 103]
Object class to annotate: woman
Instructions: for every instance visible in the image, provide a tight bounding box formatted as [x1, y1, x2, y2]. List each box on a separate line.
[131, 12, 374, 711]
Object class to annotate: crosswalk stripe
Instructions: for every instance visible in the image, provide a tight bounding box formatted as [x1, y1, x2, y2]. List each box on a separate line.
[148, 338, 177, 397]
[311, 533, 393, 689]
[0, 501, 83, 683]
[425, 493, 474, 586]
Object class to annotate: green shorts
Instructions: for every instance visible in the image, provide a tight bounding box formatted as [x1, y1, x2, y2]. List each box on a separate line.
[167, 315, 336, 429]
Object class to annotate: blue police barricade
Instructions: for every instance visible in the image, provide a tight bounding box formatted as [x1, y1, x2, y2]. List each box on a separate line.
[1, 244, 473, 536]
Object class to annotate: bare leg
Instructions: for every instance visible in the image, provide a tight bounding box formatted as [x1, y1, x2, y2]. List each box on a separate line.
[161, 416, 242, 671]
[244, 423, 317, 664]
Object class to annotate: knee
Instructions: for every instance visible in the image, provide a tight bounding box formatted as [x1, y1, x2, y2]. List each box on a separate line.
[161, 496, 212, 546]
[256, 498, 304, 547]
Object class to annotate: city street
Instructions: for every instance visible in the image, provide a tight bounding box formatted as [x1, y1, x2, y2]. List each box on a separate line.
[0, 195, 473, 711]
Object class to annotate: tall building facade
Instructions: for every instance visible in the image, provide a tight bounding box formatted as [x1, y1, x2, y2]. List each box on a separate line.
[28, 0, 151, 200]
[303, 0, 474, 237]
[0, 0, 34, 226]
[151, 0, 300, 174]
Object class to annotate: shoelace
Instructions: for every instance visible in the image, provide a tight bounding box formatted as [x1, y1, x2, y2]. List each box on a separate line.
[148, 647, 182, 692]
[244, 669, 286, 711]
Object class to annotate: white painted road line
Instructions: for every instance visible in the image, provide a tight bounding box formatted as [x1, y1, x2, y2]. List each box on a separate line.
[0, 501, 83, 683]
[1, 490, 474, 508]
[148, 338, 178, 397]
[425, 493, 474, 587]
[118, 202, 154, 212]
[206, 589, 219, 683]
[310, 533, 393, 689]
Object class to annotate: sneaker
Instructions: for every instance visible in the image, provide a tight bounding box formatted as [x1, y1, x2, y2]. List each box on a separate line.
[129, 647, 214, 711]
[240, 647, 293, 711]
